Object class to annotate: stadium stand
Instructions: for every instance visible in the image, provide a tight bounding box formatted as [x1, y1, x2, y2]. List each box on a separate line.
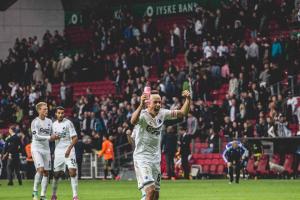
[0, 0, 300, 180]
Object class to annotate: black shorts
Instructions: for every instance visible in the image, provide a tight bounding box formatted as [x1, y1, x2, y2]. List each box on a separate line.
[104, 159, 113, 168]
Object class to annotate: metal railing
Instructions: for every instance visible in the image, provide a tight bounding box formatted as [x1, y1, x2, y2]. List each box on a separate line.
[267, 74, 299, 96]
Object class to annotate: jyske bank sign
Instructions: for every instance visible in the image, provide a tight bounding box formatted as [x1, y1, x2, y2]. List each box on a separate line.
[144, 2, 197, 17]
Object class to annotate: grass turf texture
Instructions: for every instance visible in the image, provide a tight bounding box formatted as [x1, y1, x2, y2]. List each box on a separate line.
[0, 179, 299, 200]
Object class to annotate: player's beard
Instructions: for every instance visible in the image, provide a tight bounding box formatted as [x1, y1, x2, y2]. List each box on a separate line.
[154, 107, 160, 114]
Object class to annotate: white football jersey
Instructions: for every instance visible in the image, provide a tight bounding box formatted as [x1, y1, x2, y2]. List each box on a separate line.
[52, 118, 77, 153]
[133, 109, 176, 162]
[31, 117, 53, 153]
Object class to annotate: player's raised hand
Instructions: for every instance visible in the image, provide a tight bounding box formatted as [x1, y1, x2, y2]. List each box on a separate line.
[140, 93, 148, 106]
[182, 90, 191, 99]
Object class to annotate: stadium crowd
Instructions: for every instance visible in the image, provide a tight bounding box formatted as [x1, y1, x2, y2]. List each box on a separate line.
[0, 0, 300, 180]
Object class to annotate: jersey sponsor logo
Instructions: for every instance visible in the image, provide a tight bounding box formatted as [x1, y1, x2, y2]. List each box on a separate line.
[146, 125, 160, 135]
[55, 126, 68, 138]
[39, 128, 51, 135]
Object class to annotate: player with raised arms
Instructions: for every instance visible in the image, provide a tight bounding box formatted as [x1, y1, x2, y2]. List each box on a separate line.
[130, 90, 191, 200]
[31, 102, 59, 200]
[51, 106, 79, 200]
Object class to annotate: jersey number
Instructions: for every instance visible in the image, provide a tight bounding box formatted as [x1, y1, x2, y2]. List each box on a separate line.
[71, 159, 76, 166]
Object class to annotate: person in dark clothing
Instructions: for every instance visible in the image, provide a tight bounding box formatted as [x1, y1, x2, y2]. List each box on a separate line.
[162, 126, 177, 179]
[3, 125, 22, 186]
[179, 126, 193, 179]
[75, 140, 84, 180]
[222, 140, 248, 184]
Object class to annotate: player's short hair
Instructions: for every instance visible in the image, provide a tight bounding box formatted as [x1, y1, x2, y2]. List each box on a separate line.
[150, 90, 161, 101]
[55, 106, 65, 112]
[35, 102, 47, 111]
[151, 90, 159, 95]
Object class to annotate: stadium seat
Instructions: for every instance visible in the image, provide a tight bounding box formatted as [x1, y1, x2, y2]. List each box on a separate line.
[211, 159, 219, 165]
[202, 165, 210, 174]
[216, 164, 225, 175]
[257, 155, 269, 175]
[206, 154, 213, 159]
[204, 159, 212, 165]
[218, 159, 225, 165]
[209, 164, 217, 174]
[196, 160, 205, 165]
[246, 157, 257, 177]
[283, 154, 294, 175]
[212, 154, 221, 159]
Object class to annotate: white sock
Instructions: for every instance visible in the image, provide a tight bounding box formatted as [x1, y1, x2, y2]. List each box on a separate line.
[71, 176, 78, 197]
[52, 178, 59, 196]
[33, 172, 42, 192]
[41, 176, 49, 196]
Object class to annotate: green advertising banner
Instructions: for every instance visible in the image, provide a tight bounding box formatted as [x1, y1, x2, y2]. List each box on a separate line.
[65, 12, 83, 26]
[113, 0, 223, 18]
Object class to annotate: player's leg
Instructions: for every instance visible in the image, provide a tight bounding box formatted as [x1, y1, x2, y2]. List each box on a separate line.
[14, 158, 22, 185]
[40, 153, 51, 200]
[51, 171, 62, 200]
[145, 185, 156, 200]
[140, 188, 146, 200]
[108, 159, 118, 179]
[153, 163, 161, 200]
[228, 162, 233, 183]
[136, 161, 156, 200]
[32, 151, 45, 199]
[51, 154, 66, 200]
[154, 191, 159, 200]
[69, 168, 79, 200]
[181, 154, 189, 179]
[104, 160, 109, 179]
[134, 161, 146, 200]
[6, 157, 13, 185]
[235, 162, 241, 184]
[67, 154, 79, 200]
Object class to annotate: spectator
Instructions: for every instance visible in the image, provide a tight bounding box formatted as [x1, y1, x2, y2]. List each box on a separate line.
[60, 82, 66, 106]
[32, 60, 44, 84]
[228, 73, 239, 96]
[202, 128, 219, 153]
[276, 114, 291, 137]
[179, 126, 192, 179]
[217, 40, 229, 57]
[187, 113, 198, 135]
[271, 38, 283, 61]
[162, 126, 177, 180]
[256, 117, 268, 137]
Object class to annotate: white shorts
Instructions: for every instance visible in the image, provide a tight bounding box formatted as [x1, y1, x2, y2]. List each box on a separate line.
[54, 151, 77, 172]
[134, 160, 161, 191]
[31, 151, 51, 170]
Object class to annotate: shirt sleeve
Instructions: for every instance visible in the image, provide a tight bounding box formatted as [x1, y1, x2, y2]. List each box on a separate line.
[31, 119, 51, 141]
[68, 121, 77, 138]
[163, 109, 178, 120]
[137, 111, 146, 126]
[241, 145, 249, 158]
[222, 148, 229, 163]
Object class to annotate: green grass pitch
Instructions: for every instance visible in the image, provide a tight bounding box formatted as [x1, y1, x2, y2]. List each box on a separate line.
[0, 179, 300, 200]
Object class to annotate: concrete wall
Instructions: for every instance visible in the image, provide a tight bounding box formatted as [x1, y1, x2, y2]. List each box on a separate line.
[0, 0, 64, 59]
